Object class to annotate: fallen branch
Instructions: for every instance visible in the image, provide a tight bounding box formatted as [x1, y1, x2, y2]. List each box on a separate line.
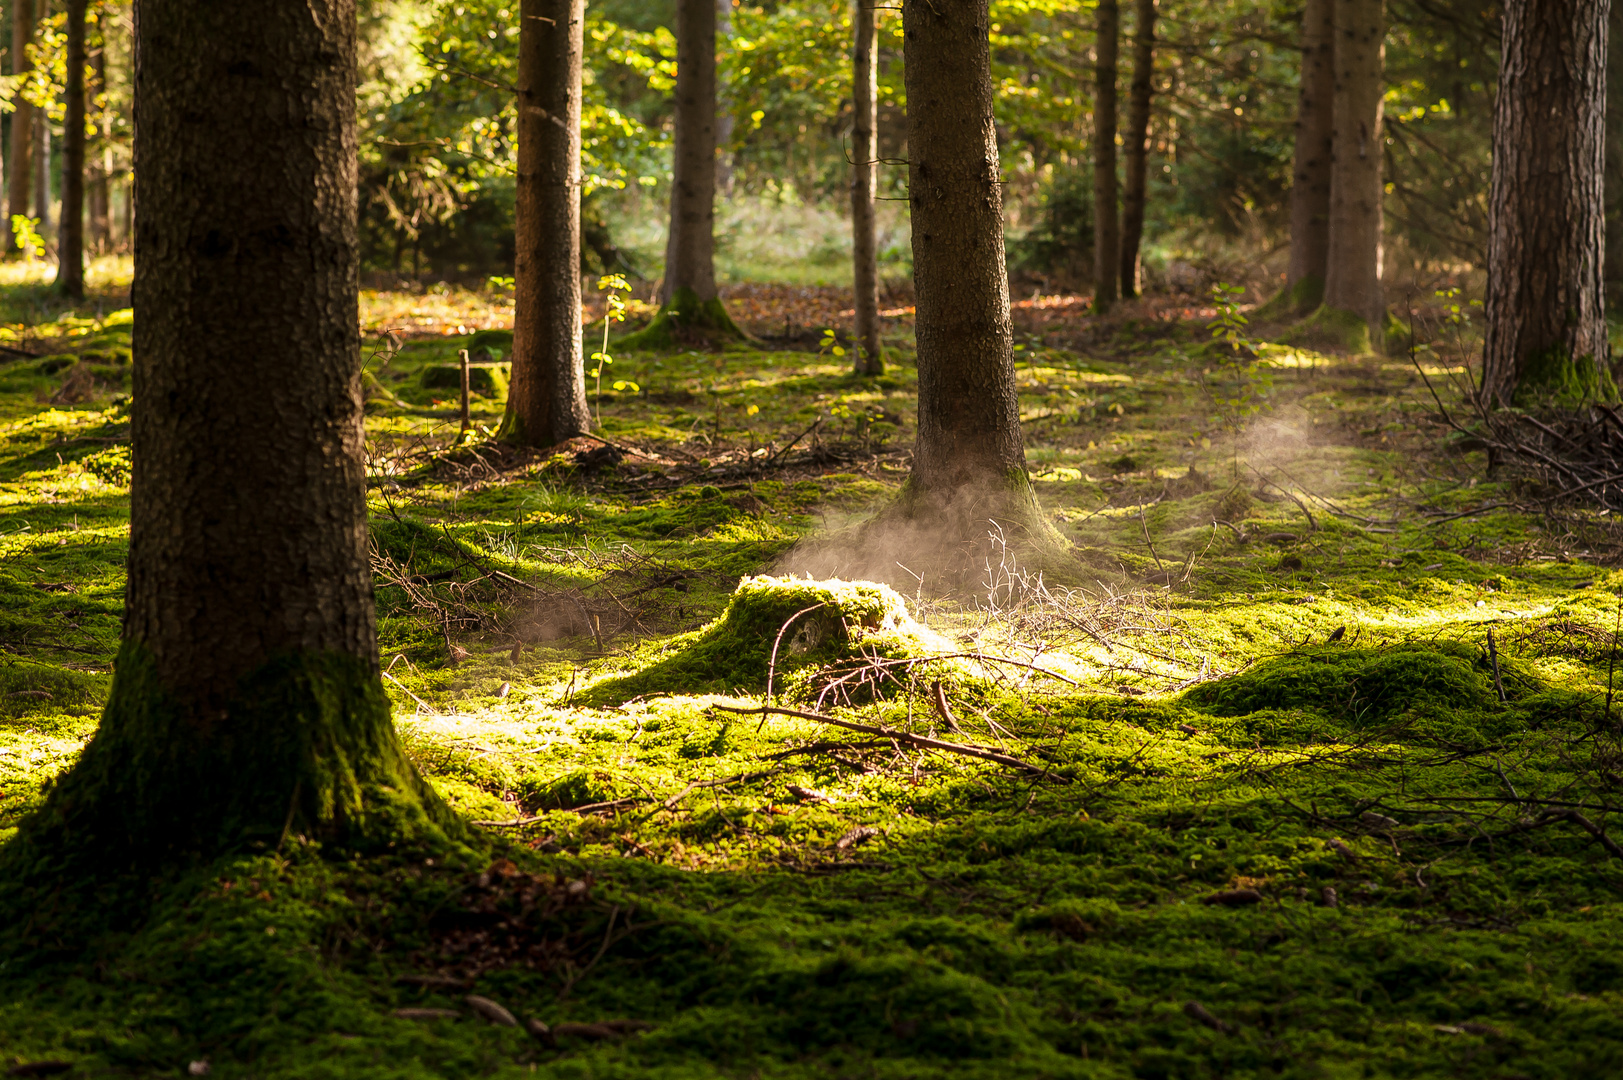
[710, 703, 1048, 775]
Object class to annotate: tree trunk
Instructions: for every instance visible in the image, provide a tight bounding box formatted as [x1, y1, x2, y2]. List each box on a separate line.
[1093, 0, 1120, 314]
[1321, 0, 1385, 349]
[1483, 0, 1611, 405]
[1608, 0, 1623, 311]
[850, 0, 882, 374]
[655, 0, 736, 334]
[33, 96, 51, 238]
[6, 0, 450, 873]
[1286, 0, 1335, 312]
[903, 0, 1032, 518]
[7, 0, 34, 255]
[715, 0, 734, 196]
[55, 0, 86, 299]
[89, 32, 111, 256]
[499, 0, 590, 448]
[1118, 0, 1155, 300]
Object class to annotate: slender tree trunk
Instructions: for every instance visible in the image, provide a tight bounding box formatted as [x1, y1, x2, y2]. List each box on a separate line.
[654, 0, 736, 334]
[500, 0, 590, 447]
[1286, 0, 1335, 312]
[1119, 0, 1155, 300]
[1609, 0, 1623, 312]
[850, 0, 882, 374]
[89, 33, 111, 255]
[7, 0, 35, 255]
[903, 0, 1032, 518]
[715, 0, 735, 196]
[55, 0, 86, 299]
[1321, 0, 1385, 348]
[1483, 0, 1610, 405]
[1093, 0, 1120, 314]
[34, 99, 51, 238]
[3, 0, 451, 875]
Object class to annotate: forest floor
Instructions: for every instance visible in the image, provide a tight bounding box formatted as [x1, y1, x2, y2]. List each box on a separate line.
[3, 270, 1623, 1078]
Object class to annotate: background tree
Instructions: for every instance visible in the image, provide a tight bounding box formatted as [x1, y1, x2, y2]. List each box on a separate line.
[903, 0, 1034, 525]
[1483, 0, 1610, 405]
[499, 0, 591, 448]
[1320, 0, 1386, 349]
[54, 0, 85, 299]
[4, 0, 450, 873]
[1284, 0, 1334, 313]
[850, 0, 881, 374]
[715, 0, 735, 195]
[1093, 0, 1120, 314]
[8, 0, 35, 255]
[1119, 0, 1155, 300]
[88, 13, 111, 255]
[33, 0, 53, 240]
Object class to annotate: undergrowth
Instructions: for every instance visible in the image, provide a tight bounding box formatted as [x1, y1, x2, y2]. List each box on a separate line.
[3, 288, 1623, 1078]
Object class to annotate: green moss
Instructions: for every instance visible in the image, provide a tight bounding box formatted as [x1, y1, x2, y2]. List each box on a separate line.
[1513, 347, 1619, 405]
[616, 288, 744, 351]
[419, 362, 510, 398]
[1256, 273, 1323, 319]
[1282, 303, 1376, 354]
[579, 575, 940, 705]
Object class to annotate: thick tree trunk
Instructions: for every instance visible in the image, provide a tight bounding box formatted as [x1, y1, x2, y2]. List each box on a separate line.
[1483, 0, 1611, 405]
[89, 35, 111, 255]
[499, 0, 590, 447]
[1286, 0, 1335, 312]
[1119, 0, 1155, 300]
[1608, 1, 1623, 311]
[715, 0, 735, 196]
[1321, 0, 1386, 349]
[5, 0, 450, 873]
[1093, 0, 1120, 313]
[903, 0, 1032, 517]
[654, 0, 736, 334]
[7, 0, 34, 255]
[55, 0, 86, 299]
[850, 0, 882, 374]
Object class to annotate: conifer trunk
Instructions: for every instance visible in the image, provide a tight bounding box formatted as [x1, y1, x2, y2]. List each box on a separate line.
[850, 0, 882, 374]
[7, 0, 450, 872]
[903, 0, 1032, 516]
[1483, 0, 1611, 405]
[500, 0, 590, 447]
[55, 0, 86, 299]
[1608, 1, 1623, 312]
[656, 0, 736, 333]
[1321, 0, 1386, 348]
[1093, 0, 1120, 313]
[715, 0, 735, 195]
[1119, 0, 1155, 300]
[7, 0, 34, 255]
[1286, 0, 1335, 312]
[89, 33, 111, 255]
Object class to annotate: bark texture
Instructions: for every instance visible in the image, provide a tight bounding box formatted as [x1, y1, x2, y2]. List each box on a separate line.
[7, 0, 34, 254]
[1321, 0, 1385, 346]
[1483, 0, 1611, 405]
[55, 0, 86, 299]
[903, 0, 1030, 511]
[1119, 0, 1155, 300]
[850, 0, 882, 374]
[5, 0, 450, 874]
[1286, 0, 1335, 312]
[1092, 0, 1120, 313]
[499, 0, 590, 447]
[664, 0, 719, 306]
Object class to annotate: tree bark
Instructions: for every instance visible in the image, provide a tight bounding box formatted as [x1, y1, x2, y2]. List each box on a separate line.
[499, 0, 590, 447]
[654, 0, 736, 333]
[1093, 0, 1120, 313]
[55, 0, 86, 299]
[1118, 0, 1155, 300]
[850, 0, 882, 374]
[1286, 0, 1335, 312]
[903, 0, 1032, 517]
[715, 0, 735, 196]
[89, 29, 111, 255]
[7, 0, 34, 255]
[5, 0, 450, 873]
[1321, 0, 1386, 348]
[1483, 0, 1611, 405]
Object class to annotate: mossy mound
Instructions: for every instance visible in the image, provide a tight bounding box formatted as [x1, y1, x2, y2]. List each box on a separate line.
[1254, 273, 1323, 320]
[466, 328, 512, 362]
[1185, 642, 1502, 726]
[419, 362, 509, 398]
[616, 287, 744, 351]
[1280, 303, 1376, 355]
[578, 575, 944, 705]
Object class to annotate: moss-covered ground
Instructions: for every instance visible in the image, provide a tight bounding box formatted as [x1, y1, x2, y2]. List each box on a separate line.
[4, 275, 1623, 1078]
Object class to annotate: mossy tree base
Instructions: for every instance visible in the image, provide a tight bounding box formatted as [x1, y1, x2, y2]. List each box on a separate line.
[1255, 274, 1324, 320]
[1280, 303, 1379, 355]
[0, 642, 462, 889]
[1507, 348, 1619, 406]
[616, 287, 744, 350]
